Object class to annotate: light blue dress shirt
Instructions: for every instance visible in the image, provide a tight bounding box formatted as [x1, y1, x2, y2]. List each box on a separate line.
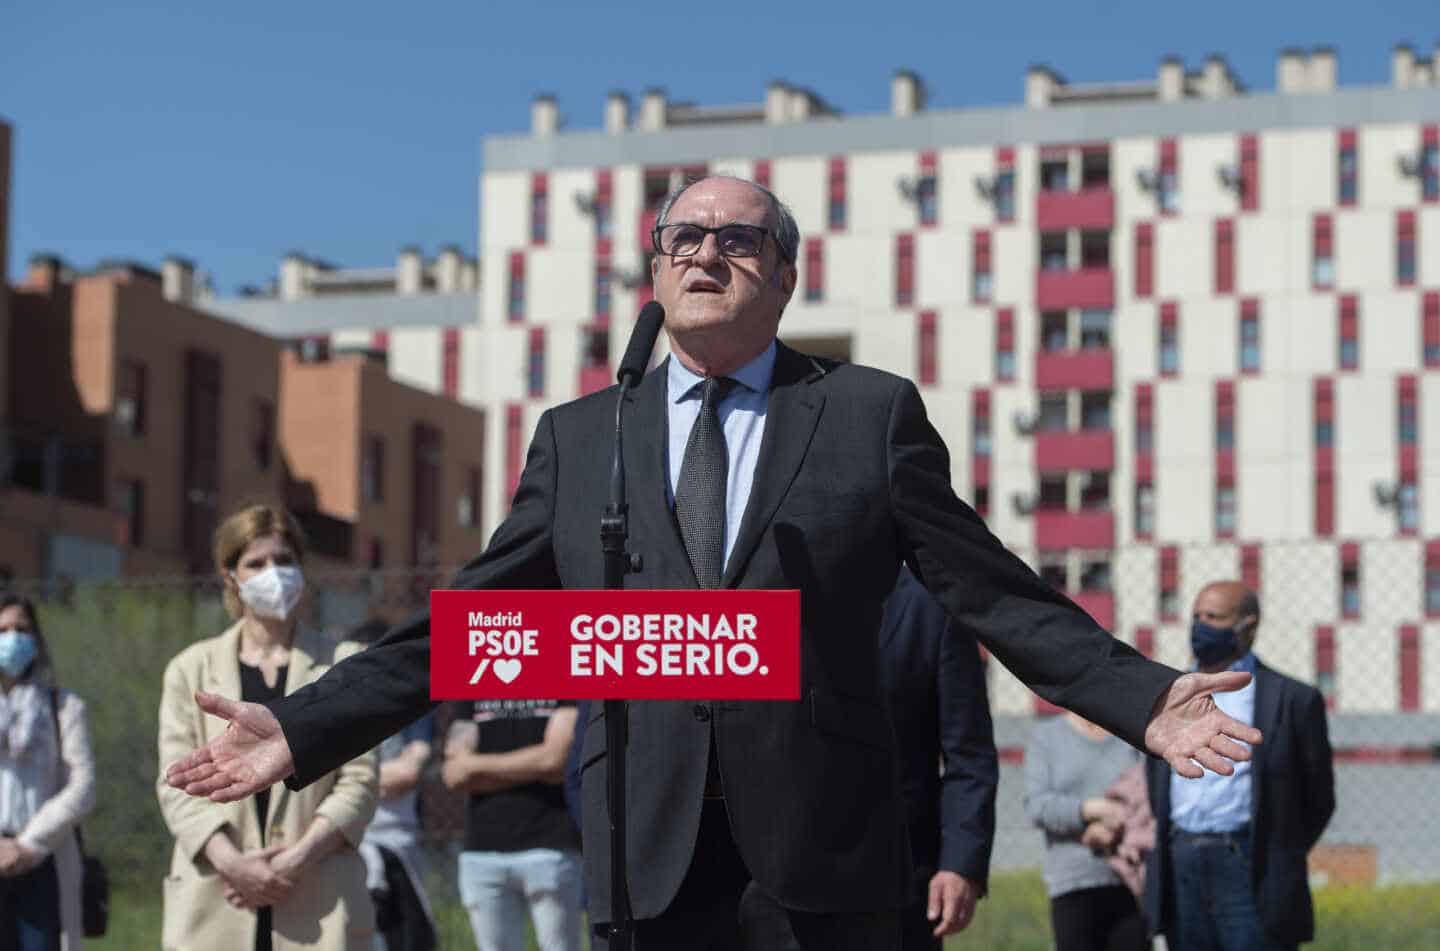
[665, 342, 775, 574]
[1170, 651, 1257, 833]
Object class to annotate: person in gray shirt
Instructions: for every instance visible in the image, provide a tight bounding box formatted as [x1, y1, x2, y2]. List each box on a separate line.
[1025, 712, 1145, 951]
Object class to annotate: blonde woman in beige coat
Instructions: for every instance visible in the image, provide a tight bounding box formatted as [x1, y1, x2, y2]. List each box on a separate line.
[157, 506, 377, 951]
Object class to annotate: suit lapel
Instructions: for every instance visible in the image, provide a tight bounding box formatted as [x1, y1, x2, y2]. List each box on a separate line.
[722, 344, 826, 588]
[624, 362, 697, 587]
[1250, 661, 1279, 828]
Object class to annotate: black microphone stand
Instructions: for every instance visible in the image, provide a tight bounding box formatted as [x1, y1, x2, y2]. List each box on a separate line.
[598, 374, 642, 950]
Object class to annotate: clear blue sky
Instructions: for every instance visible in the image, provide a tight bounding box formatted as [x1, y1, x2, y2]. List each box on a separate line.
[2, 0, 1433, 294]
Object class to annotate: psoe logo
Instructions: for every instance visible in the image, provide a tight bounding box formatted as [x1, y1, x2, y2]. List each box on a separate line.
[467, 611, 539, 685]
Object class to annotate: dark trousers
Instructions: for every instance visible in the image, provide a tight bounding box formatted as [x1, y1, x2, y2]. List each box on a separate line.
[0, 855, 61, 951]
[372, 845, 438, 951]
[897, 900, 941, 951]
[1049, 885, 1146, 951]
[595, 800, 900, 951]
[1168, 830, 1294, 951]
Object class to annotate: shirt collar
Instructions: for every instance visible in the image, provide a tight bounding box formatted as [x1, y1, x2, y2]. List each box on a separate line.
[667, 340, 777, 403]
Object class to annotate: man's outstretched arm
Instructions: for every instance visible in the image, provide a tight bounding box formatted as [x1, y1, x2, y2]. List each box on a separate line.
[167, 410, 564, 801]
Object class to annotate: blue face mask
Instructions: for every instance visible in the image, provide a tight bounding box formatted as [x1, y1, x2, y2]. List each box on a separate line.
[1190, 620, 1245, 668]
[0, 630, 39, 679]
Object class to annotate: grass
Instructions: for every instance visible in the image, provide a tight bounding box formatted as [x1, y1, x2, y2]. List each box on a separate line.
[88, 873, 1440, 950]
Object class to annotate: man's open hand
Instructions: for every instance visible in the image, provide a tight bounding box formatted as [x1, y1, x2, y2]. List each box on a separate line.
[164, 691, 295, 802]
[1145, 671, 1263, 778]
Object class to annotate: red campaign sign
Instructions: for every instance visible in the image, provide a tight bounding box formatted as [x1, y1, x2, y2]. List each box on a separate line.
[429, 589, 801, 700]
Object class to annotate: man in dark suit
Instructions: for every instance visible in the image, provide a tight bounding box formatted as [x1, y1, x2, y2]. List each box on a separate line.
[169, 176, 1261, 950]
[1143, 581, 1334, 950]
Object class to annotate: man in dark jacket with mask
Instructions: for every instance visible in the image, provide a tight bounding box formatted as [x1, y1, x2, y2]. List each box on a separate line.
[1144, 581, 1335, 950]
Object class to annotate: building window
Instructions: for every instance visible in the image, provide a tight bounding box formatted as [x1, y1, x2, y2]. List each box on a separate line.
[1080, 558, 1112, 592]
[114, 479, 144, 547]
[1424, 292, 1440, 368]
[1214, 219, 1234, 295]
[995, 309, 1015, 382]
[917, 311, 938, 386]
[1080, 471, 1110, 510]
[1135, 384, 1154, 454]
[530, 173, 548, 245]
[1080, 391, 1111, 431]
[507, 252, 525, 322]
[527, 327, 546, 398]
[973, 485, 990, 516]
[251, 399, 274, 471]
[1238, 300, 1261, 374]
[1038, 393, 1069, 432]
[1337, 130, 1358, 206]
[1040, 555, 1068, 589]
[595, 261, 613, 320]
[1134, 222, 1154, 298]
[1038, 475, 1068, 510]
[895, 234, 915, 307]
[1158, 138, 1179, 213]
[362, 435, 385, 503]
[1312, 213, 1334, 290]
[458, 466, 481, 528]
[1400, 626, 1421, 712]
[1215, 383, 1235, 452]
[1314, 384, 1334, 448]
[1080, 231, 1109, 269]
[827, 157, 847, 231]
[917, 151, 938, 226]
[1315, 626, 1336, 709]
[804, 238, 824, 303]
[1399, 381, 1419, 447]
[1425, 543, 1440, 617]
[367, 538, 384, 571]
[1159, 303, 1180, 376]
[298, 335, 329, 363]
[1396, 211, 1417, 287]
[115, 359, 147, 437]
[1041, 311, 1068, 352]
[1159, 546, 1180, 622]
[582, 326, 610, 373]
[972, 230, 992, 303]
[994, 147, 1016, 222]
[1338, 295, 1359, 371]
[1040, 232, 1067, 272]
[752, 160, 771, 188]
[594, 169, 613, 239]
[1040, 152, 1069, 192]
[1242, 543, 1262, 594]
[1135, 483, 1155, 540]
[1216, 482, 1237, 538]
[1398, 480, 1419, 535]
[1080, 147, 1110, 189]
[442, 328, 460, 399]
[1340, 546, 1361, 619]
[1239, 133, 1259, 212]
[1423, 132, 1439, 202]
[972, 396, 992, 458]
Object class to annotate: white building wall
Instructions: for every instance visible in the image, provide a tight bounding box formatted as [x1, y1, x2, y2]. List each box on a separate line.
[1335, 209, 1394, 291]
[1336, 375, 1397, 538]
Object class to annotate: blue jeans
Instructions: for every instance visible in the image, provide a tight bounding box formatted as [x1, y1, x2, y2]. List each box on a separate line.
[0, 854, 61, 951]
[458, 849, 583, 951]
[1169, 830, 1293, 951]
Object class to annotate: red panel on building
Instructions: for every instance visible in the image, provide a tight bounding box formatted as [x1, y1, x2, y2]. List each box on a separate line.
[442, 328, 460, 399]
[1398, 375, 1419, 480]
[1036, 429, 1115, 472]
[638, 209, 659, 254]
[995, 308, 1015, 382]
[1424, 292, 1440, 368]
[1315, 378, 1335, 536]
[1035, 349, 1115, 390]
[1135, 222, 1154, 298]
[804, 237, 824, 302]
[1239, 134, 1259, 212]
[895, 233, 915, 307]
[1134, 627, 1155, 659]
[917, 311, 938, 385]
[579, 365, 611, 396]
[1242, 544, 1261, 593]
[752, 159, 771, 187]
[1215, 219, 1235, 294]
[971, 388, 992, 493]
[1399, 625, 1421, 712]
[371, 330, 389, 353]
[972, 229, 992, 303]
[1312, 213, 1334, 291]
[505, 404, 524, 504]
[1036, 510, 1115, 549]
[1036, 268, 1114, 310]
[1315, 625, 1337, 710]
[1036, 189, 1115, 231]
[1071, 591, 1116, 631]
[1397, 210, 1417, 287]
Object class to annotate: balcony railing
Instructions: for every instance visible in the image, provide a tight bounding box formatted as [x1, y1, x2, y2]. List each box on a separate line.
[1036, 188, 1115, 231]
[1035, 348, 1114, 390]
[1035, 508, 1115, 550]
[1070, 590, 1116, 630]
[1037, 268, 1114, 310]
[1035, 429, 1115, 472]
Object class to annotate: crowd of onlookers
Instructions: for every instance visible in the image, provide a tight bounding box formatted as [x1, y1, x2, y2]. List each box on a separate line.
[0, 501, 1335, 950]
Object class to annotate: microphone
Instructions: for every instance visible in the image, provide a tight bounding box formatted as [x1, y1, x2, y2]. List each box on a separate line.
[617, 302, 665, 389]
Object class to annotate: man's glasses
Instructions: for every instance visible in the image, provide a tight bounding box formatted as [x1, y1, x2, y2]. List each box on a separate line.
[652, 223, 783, 260]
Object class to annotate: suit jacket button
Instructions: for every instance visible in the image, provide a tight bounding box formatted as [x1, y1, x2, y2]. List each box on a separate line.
[693, 704, 711, 722]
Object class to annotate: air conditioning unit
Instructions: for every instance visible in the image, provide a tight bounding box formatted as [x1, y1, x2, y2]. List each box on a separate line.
[613, 266, 648, 291]
[1011, 492, 1037, 517]
[1397, 153, 1422, 178]
[574, 190, 599, 216]
[1216, 164, 1242, 192]
[896, 175, 921, 204]
[1135, 168, 1160, 193]
[1013, 410, 1039, 437]
[974, 174, 997, 202]
[1373, 480, 1400, 509]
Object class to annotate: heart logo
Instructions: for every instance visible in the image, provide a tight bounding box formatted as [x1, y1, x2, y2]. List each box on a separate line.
[493, 658, 523, 684]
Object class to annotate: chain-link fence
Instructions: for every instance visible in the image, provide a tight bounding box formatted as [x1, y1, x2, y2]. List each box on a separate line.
[14, 538, 1439, 912]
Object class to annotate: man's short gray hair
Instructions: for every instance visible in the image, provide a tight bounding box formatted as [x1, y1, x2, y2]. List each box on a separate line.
[654, 176, 800, 264]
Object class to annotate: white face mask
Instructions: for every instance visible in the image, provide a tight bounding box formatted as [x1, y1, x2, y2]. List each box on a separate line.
[235, 565, 305, 621]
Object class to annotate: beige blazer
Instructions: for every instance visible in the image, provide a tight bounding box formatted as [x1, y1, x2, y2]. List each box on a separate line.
[156, 623, 378, 951]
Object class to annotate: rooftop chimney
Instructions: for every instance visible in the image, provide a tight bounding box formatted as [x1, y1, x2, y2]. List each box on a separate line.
[280, 252, 308, 301]
[1392, 44, 1416, 88]
[162, 255, 196, 304]
[605, 91, 630, 133]
[891, 70, 926, 117]
[531, 95, 559, 136]
[396, 246, 424, 294]
[1025, 65, 1062, 108]
[640, 89, 667, 131]
[1309, 47, 1337, 92]
[1157, 57, 1185, 101]
[1277, 48, 1308, 93]
[435, 245, 463, 292]
[1201, 55, 1237, 99]
[24, 252, 67, 293]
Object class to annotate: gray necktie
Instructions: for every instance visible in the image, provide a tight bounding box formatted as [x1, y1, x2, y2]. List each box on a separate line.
[675, 377, 736, 589]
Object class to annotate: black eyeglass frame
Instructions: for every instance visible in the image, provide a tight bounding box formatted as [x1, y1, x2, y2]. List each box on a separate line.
[651, 223, 793, 262]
